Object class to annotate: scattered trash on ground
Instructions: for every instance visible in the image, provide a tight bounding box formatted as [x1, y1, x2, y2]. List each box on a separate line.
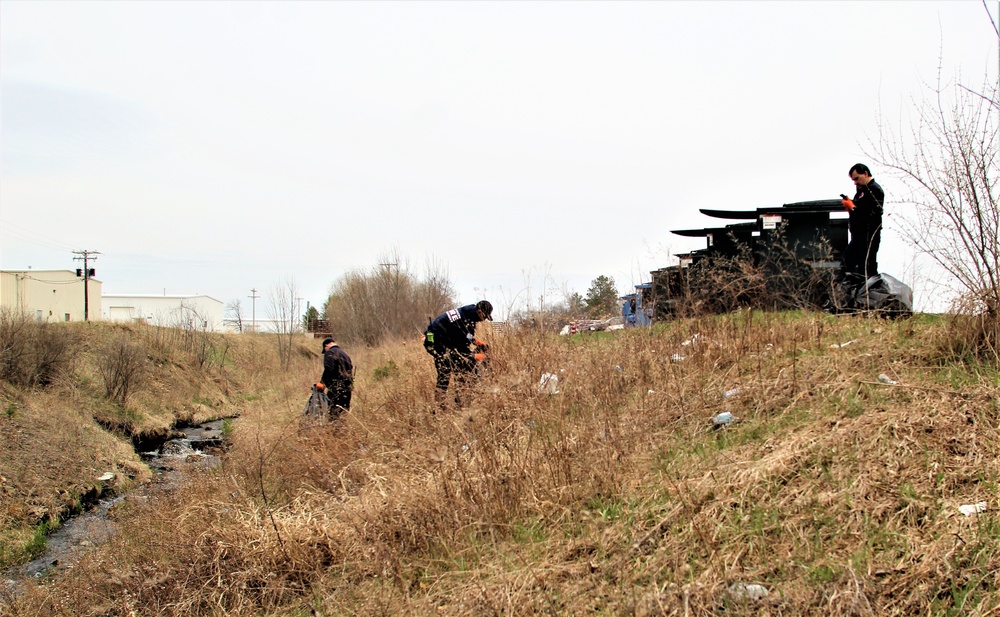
[959, 501, 987, 516]
[670, 354, 686, 363]
[727, 582, 769, 601]
[722, 388, 742, 399]
[538, 373, 560, 395]
[559, 319, 616, 335]
[830, 339, 858, 349]
[877, 373, 898, 385]
[647, 389, 655, 395]
[681, 334, 701, 346]
[712, 412, 735, 427]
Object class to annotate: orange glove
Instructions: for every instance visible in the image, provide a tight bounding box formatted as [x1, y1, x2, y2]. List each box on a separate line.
[474, 352, 487, 362]
[840, 194, 855, 211]
[315, 382, 325, 391]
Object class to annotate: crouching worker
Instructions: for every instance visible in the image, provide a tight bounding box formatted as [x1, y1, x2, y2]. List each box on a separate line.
[423, 300, 493, 407]
[315, 337, 353, 418]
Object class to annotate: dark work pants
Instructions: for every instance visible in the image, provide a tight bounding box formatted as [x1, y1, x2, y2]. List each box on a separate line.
[843, 226, 881, 280]
[429, 347, 474, 404]
[325, 381, 352, 417]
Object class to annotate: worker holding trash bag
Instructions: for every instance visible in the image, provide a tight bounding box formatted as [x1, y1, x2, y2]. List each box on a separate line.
[423, 300, 493, 407]
[314, 336, 353, 418]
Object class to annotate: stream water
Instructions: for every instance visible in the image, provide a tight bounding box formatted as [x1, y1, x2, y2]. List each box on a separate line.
[1, 419, 230, 601]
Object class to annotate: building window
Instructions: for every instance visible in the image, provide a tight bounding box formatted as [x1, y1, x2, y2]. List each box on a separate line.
[64, 313, 71, 322]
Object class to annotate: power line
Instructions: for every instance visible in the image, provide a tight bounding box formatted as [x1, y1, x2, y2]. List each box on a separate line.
[0, 218, 79, 252]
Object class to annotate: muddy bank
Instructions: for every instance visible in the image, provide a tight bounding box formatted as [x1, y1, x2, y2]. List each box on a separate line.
[1, 419, 232, 602]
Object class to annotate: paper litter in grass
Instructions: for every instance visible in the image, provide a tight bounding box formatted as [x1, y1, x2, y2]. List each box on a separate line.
[959, 501, 987, 516]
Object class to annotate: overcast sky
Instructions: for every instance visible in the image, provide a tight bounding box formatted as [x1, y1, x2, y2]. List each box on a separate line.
[1, 1, 996, 318]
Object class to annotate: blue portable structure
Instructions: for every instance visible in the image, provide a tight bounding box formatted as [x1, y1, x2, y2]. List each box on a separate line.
[621, 282, 653, 327]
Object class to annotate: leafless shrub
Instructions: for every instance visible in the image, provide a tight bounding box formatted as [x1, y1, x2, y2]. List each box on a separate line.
[868, 62, 999, 361]
[224, 298, 246, 333]
[267, 276, 301, 371]
[0, 308, 77, 387]
[672, 234, 837, 318]
[96, 334, 146, 407]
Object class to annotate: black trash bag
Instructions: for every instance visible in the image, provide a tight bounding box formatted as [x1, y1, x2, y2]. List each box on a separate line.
[303, 385, 329, 418]
[840, 272, 913, 316]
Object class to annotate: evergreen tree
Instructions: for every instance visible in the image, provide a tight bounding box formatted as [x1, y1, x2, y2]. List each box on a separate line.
[584, 275, 619, 318]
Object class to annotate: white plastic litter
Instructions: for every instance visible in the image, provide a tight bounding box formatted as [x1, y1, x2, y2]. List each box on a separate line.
[712, 412, 735, 426]
[538, 373, 560, 395]
[959, 501, 988, 516]
[830, 339, 858, 349]
[681, 333, 701, 346]
[877, 374, 898, 385]
[727, 582, 769, 601]
[670, 354, 686, 363]
[722, 388, 742, 399]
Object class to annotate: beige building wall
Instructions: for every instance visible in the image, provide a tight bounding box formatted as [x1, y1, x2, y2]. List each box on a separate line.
[0, 270, 102, 322]
[101, 294, 225, 331]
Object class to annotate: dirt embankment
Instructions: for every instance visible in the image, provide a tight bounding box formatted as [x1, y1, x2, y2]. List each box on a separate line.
[0, 318, 317, 573]
[5, 312, 1000, 616]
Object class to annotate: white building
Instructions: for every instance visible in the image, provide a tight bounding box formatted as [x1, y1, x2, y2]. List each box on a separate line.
[102, 294, 225, 331]
[0, 270, 102, 322]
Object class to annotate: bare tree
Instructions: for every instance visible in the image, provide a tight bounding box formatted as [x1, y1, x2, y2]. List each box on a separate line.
[323, 250, 456, 346]
[267, 277, 301, 370]
[224, 299, 245, 333]
[867, 53, 999, 357]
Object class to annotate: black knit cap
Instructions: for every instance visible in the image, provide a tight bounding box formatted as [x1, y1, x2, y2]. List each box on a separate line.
[476, 300, 494, 321]
[322, 337, 335, 349]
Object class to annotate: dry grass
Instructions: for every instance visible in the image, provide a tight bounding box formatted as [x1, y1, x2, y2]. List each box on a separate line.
[4, 311, 1000, 616]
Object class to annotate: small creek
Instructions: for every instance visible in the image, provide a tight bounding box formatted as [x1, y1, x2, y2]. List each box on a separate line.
[1, 418, 232, 601]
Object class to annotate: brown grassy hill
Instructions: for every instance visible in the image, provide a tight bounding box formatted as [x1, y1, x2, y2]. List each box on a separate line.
[3, 310, 999, 616]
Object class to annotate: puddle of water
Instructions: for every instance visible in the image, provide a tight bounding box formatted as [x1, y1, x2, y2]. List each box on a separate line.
[1, 418, 231, 602]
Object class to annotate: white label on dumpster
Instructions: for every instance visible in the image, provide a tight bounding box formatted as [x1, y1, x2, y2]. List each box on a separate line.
[761, 214, 781, 229]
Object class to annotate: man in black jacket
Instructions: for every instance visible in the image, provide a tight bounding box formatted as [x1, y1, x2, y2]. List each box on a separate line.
[841, 163, 886, 280]
[424, 300, 492, 406]
[316, 337, 353, 417]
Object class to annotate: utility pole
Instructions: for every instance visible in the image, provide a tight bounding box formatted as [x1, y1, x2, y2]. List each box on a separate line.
[249, 288, 259, 332]
[72, 250, 101, 321]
